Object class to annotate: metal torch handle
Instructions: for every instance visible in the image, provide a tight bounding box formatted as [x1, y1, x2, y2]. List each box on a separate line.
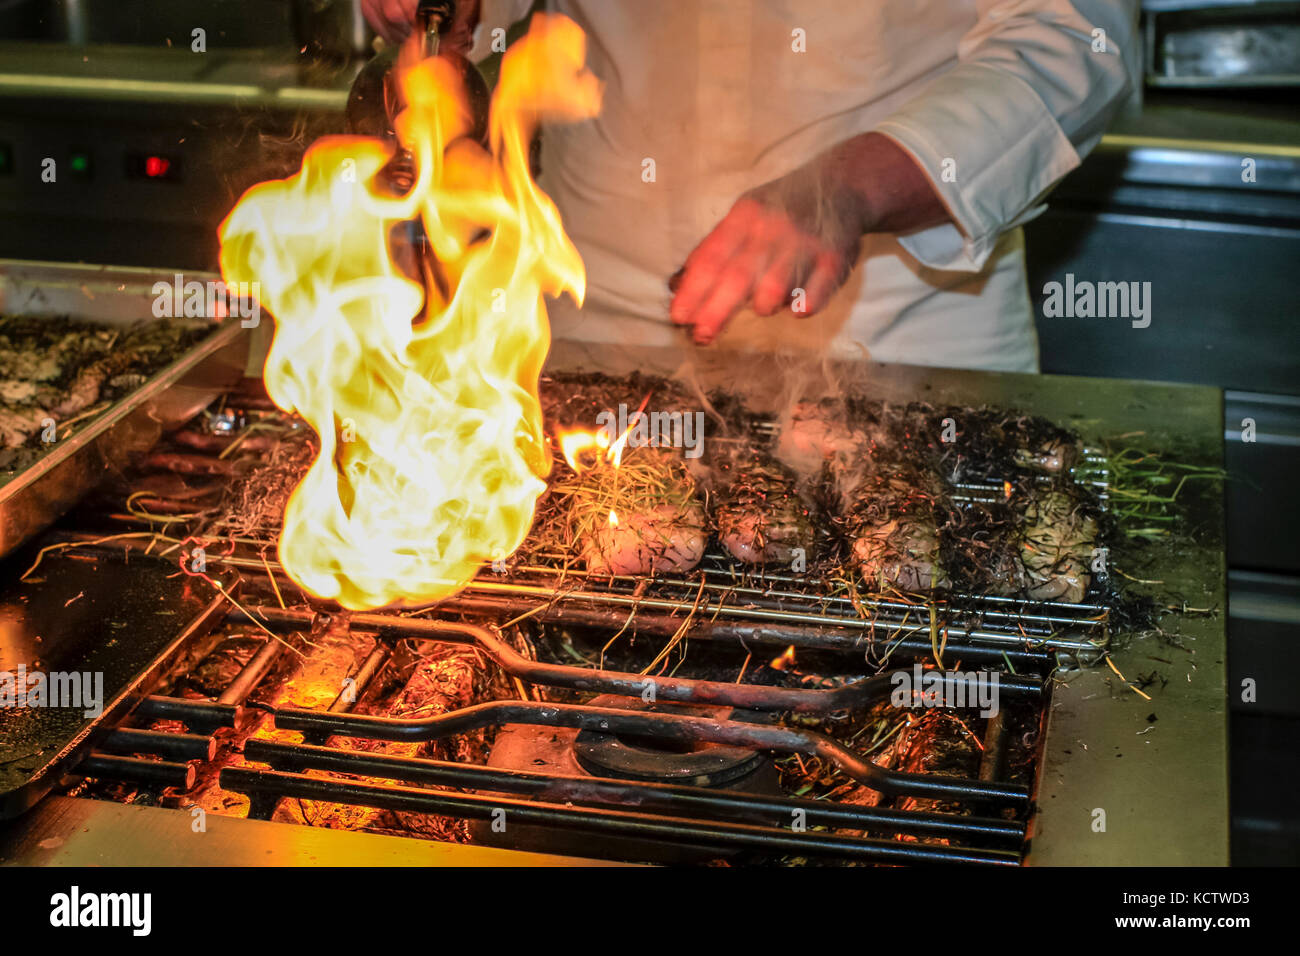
[418, 0, 456, 58]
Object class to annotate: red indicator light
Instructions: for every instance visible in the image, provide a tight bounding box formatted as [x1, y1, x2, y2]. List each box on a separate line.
[144, 155, 171, 178]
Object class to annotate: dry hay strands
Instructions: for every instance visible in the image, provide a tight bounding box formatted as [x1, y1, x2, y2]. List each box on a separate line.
[539, 369, 694, 433]
[831, 398, 1083, 488]
[209, 423, 316, 541]
[1101, 445, 1225, 541]
[919, 403, 1082, 486]
[551, 443, 706, 576]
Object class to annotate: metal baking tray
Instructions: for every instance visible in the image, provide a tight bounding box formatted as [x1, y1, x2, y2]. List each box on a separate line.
[1144, 2, 1300, 88]
[0, 555, 228, 819]
[0, 259, 250, 557]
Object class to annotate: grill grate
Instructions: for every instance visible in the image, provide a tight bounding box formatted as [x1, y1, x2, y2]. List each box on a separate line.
[29, 384, 1123, 865]
[68, 597, 1036, 866]
[447, 445, 1115, 668]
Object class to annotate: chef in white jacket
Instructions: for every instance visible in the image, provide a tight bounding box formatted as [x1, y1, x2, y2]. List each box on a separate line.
[364, 0, 1138, 373]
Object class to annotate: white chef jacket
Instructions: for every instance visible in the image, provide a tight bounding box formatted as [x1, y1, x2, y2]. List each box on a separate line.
[471, 0, 1138, 373]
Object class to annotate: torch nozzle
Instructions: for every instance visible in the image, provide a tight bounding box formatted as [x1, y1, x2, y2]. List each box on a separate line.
[417, 0, 456, 58]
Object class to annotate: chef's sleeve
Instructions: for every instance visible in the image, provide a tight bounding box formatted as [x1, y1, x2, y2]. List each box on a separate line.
[872, 0, 1139, 272]
[469, 0, 538, 61]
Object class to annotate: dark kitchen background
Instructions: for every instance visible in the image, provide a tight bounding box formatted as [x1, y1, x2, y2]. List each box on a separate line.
[0, 0, 1296, 863]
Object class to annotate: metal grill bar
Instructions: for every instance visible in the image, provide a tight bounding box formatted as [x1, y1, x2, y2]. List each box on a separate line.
[504, 555, 1106, 629]
[220, 767, 1022, 866]
[148, 542, 1104, 643]
[237, 606, 1044, 714]
[453, 573, 1107, 657]
[425, 592, 1058, 669]
[243, 737, 1027, 844]
[81, 754, 197, 790]
[100, 728, 217, 762]
[270, 699, 1031, 806]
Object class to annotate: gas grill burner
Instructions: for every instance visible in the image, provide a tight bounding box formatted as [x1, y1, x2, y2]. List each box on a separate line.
[475, 697, 780, 863]
[571, 697, 778, 790]
[494, 695, 780, 791]
[480, 697, 781, 861]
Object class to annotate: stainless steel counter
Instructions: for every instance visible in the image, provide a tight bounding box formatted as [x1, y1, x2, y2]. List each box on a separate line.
[0, 796, 625, 866]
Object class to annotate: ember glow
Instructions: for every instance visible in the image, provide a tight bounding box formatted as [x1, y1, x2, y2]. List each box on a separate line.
[218, 16, 602, 609]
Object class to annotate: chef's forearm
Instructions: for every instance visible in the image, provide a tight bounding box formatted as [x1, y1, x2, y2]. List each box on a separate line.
[825, 131, 955, 237]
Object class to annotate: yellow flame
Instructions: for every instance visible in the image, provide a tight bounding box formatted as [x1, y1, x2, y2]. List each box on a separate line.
[558, 428, 609, 472]
[218, 15, 602, 609]
[556, 393, 651, 473]
[770, 645, 798, 671]
[606, 424, 633, 469]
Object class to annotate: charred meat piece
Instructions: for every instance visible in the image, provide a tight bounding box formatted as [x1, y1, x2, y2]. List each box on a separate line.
[840, 472, 947, 593]
[51, 353, 131, 420]
[0, 325, 101, 383]
[982, 545, 1029, 597]
[1012, 437, 1080, 475]
[779, 400, 949, 591]
[1019, 491, 1097, 604]
[714, 454, 813, 565]
[0, 405, 52, 450]
[581, 501, 708, 575]
[563, 445, 706, 576]
[542, 368, 709, 575]
[947, 489, 1098, 601]
[852, 512, 947, 591]
[775, 399, 869, 477]
[919, 405, 1082, 486]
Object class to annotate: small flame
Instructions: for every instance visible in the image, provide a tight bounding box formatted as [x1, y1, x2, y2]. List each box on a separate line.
[557, 393, 651, 473]
[218, 16, 602, 609]
[606, 422, 633, 469]
[558, 423, 626, 473]
[558, 428, 610, 472]
[608, 509, 619, 527]
[770, 645, 798, 671]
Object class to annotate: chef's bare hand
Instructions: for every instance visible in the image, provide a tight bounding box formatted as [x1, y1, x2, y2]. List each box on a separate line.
[361, 0, 479, 54]
[669, 184, 862, 345]
[669, 132, 951, 346]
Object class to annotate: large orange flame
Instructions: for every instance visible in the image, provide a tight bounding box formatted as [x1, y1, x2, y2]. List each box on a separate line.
[218, 16, 602, 609]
